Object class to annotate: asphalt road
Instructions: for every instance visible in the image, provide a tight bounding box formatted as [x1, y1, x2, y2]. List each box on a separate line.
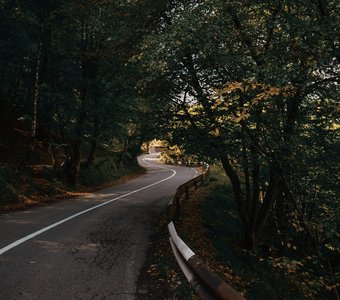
[0, 155, 196, 300]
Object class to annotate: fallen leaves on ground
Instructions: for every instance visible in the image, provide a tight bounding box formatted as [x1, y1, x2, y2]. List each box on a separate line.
[138, 185, 246, 299]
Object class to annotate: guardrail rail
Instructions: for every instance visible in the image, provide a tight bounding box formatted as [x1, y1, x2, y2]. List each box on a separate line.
[167, 163, 246, 300]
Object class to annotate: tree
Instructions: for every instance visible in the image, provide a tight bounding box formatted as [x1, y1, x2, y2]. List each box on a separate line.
[138, 0, 339, 252]
[0, 0, 168, 182]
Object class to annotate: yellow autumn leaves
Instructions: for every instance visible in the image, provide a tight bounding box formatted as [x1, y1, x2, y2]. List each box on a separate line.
[212, 80, 296, 123]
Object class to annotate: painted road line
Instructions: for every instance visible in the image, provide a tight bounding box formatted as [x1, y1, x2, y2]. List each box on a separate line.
[0, 155, 176, 256]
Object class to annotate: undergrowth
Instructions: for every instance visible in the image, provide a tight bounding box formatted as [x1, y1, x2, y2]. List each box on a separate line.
[202, 164, 338, 299]
[0, 148, 143, 212]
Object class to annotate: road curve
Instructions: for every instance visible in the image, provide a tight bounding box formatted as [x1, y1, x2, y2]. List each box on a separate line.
[0, 155, 196, 300]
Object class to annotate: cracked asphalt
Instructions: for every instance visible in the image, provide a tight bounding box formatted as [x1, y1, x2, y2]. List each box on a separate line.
[0, 155, 196, 299]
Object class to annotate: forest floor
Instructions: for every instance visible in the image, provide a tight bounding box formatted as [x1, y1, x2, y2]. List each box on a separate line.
[0, 168, 144, 213]
[137, 177, 246, 300]
[137, 165, 338, 300]
[0, 124, 144, 213]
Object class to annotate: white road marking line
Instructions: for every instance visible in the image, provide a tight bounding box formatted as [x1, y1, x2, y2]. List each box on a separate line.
[0, 155, 176, 256]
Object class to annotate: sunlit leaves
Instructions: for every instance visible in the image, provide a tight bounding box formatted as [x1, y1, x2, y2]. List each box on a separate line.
[211, 80, 297, 124]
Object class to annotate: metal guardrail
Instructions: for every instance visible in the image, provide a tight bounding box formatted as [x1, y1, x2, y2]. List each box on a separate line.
[167, 164, 246, 300]
[167, 163, 209, 221]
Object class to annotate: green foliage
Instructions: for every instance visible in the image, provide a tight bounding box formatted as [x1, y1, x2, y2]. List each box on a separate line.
[0, 0, 338, 294]
[203, 165, 338, 299]
[0, 0, 164, 183]
[137, 0, 339, 259]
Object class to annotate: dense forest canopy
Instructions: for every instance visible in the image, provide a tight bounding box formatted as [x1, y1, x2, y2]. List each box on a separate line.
[0, 0, 339, 298]
[0, 0, 169, 180]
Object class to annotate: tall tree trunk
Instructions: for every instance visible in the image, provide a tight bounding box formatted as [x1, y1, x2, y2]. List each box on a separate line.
[68, 112, 84, 184]
[86, 138, 97, 167]
[253, 164, 280, 244]
[17, 30, 43, 170]
[219, 154, 249, 231]
[117, 138, 129, 168]
[220, 152, 257, 251]
[247, 146, 261, 251]
[69, 137, 82, 184]
[220, 150, 281, 251]
[68, 19, 91, 183]
[30, 41, 42, 149]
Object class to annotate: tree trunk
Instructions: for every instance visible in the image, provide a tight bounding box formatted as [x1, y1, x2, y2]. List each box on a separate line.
[86, 138, 97, 167]
[85, 118, 100, 167]
[220, 151, 281, 251]
[253, 165, 280, 243]
[69, 138, 82, 184]
[219, 153, 250, 241]
[31, 28, 43, 142]
[245, 227, 258, 252]
[50, 144, 58, 170]
[117, 138, 128, 168]
[17, 31, 43, 171]
[67, 19, 90, 183]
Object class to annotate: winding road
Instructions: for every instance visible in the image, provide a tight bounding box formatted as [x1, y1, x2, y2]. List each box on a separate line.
[0, 155, 196, 300]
